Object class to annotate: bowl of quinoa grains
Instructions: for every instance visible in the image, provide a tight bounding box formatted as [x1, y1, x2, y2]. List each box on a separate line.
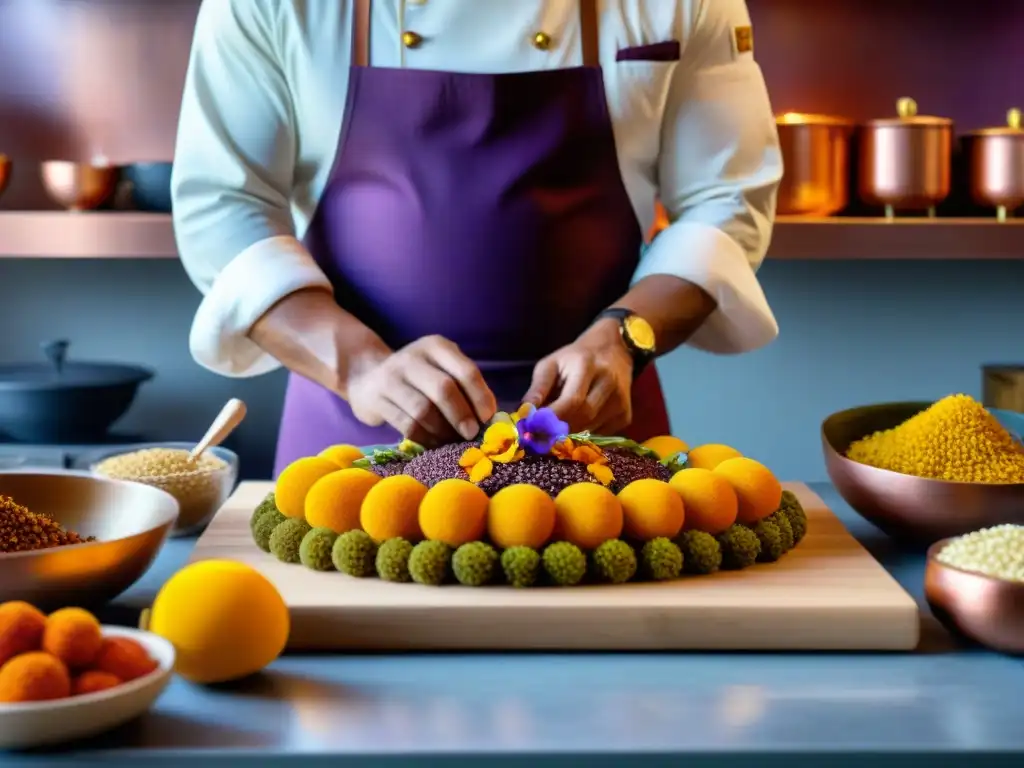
[78, 442, 238, 536]
[0, 470, 178, 608]
[926, 526, 1024, 653]
[822, 395, 1024, 545]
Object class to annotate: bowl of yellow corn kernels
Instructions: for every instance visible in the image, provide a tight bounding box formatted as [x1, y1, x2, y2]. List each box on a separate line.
[821, 394, 1024, 545]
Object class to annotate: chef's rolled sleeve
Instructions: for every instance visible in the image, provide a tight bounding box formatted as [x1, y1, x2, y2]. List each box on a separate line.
[634, 0, 782, 355]
[172, 0, 331, 377]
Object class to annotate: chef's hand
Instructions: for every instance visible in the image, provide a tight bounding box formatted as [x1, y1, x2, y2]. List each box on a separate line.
[523, 320, 633, 435]
[346, 335, 497, 445]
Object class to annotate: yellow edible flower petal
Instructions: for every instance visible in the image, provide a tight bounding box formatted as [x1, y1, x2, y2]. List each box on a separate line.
[481, 421, 518, 454]
[511, 403, 535, 423]
[459, 446, 487, 469]
[491, 442, 521, 463]
[469, 457, 494, 483]
[490, 412, 515, 427]
[572, 444, 606, 465]
[587, 463, 614, 486]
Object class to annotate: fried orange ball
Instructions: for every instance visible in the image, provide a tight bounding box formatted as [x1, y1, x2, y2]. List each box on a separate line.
[92, 637, 158, 682]
[0, 601, 46, 666]
[43, 607, 103, 669]
[0, 651, 71, 703]
[73, 670, 123, 696]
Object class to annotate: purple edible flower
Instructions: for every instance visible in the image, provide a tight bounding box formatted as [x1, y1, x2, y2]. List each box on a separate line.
[516, 407, 569, 455]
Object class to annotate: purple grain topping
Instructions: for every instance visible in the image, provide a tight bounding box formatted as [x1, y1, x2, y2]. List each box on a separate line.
[389, 442, 668, 496]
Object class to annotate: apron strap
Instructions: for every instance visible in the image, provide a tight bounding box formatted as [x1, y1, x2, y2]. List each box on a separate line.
[350, 0, 598, 68]
[352, 0, 371, 67]
[579, 0, 599, 68]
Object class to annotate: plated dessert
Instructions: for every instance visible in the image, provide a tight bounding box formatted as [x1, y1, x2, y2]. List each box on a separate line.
[250, 405, 808, 588]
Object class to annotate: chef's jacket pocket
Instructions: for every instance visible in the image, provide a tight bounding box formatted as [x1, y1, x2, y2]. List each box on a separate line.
[604, 60, 678, 166]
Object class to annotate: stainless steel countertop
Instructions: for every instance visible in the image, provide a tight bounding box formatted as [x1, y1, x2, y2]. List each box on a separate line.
[9, 482, 1023, 766]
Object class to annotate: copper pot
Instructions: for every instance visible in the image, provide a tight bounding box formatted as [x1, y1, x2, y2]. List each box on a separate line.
[0, 154, 10, 200]
[775, 113, 853, 216]
[962, 108, 1024, 221]
[39, 160, 118, 211]
[858, 97, 953, 219]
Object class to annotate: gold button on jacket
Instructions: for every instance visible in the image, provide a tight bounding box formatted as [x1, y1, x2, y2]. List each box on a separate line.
[531, 32, 552, 51]
[402, 30, 423, 49]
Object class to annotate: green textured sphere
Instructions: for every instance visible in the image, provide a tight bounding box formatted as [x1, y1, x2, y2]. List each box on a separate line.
[408, 540, 452, 586]
[591, 539, 637, 584]
[376, 537, 414, 582]
[640, 537, 683, 580]
[299, 527, 338, 571]
[778, 491, 807, 543]
[717, 524, 761, 570]
[676, 530, 722, 575]
[268, 518, 311, 564]
[753, 520, 785, 562]
[452, 541, 499, 587]
[501, 546, 541, 588]
[332, 529, 378, 577]
[543, 542, 587, 586]
[766, 510, 795, 551]
[252, 509, 287, 552]
[249, 492, 279, 533]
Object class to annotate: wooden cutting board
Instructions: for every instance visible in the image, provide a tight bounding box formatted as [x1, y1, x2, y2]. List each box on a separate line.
[189, 482, 920, 651]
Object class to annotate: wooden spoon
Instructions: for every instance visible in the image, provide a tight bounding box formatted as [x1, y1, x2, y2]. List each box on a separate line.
[189, 398, 247, 463]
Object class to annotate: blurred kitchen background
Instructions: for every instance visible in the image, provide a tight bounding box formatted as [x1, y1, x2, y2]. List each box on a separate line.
[1, 0, 1022, 482]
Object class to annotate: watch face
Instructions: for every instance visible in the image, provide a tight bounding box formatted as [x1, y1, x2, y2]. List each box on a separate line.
[623, 314, 656, 352]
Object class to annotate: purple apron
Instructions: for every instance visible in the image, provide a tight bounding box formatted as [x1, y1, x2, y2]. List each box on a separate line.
[274, 0, 670, 476]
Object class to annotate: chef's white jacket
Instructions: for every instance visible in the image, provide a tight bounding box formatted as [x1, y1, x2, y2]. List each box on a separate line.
[173, 0, 782, 378]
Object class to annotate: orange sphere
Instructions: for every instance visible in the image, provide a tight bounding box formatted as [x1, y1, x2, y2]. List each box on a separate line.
[43, 607, 103, 669]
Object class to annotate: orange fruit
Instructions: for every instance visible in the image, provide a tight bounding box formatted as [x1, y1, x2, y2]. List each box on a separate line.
[686, 444, 742, 471]
[275, 456, 340, 518]
[73, 670, 122, 696]
[487, 484, 557, 549]
[669, 467, 738, 534]
[0, 601, 46, 666]
[319, 444, 366, 469]
[0, 652, 71, 702]
[713, 457, 782, 525]
[640, 435, 689, 460]
[92, 637, 157, 682]
[617, 479, 685, 540]
[305, 468, 381, 533]
[42, 607, 103, 669]
[553, 483, 623, 550]
[360, 475, 428, 542]
[419, 479, 489, 547]
[150, 560, 288, 684]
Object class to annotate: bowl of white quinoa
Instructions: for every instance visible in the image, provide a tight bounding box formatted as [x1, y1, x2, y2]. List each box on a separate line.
[925, 525, 1024, 654]
[75, 442, 238, 537]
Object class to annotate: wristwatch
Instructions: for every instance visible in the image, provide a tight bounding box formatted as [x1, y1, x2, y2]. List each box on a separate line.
[594, 307, 657, 376]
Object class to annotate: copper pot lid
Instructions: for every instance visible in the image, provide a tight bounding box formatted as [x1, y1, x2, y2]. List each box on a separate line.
[0, 340, 153, 391]
[963, 108, 1024, 137]
[776, 112, 853, 127]
[864, 97, 952, 127]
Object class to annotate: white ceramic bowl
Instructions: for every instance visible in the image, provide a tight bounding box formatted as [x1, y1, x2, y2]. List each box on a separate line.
[0, 626, 175, 750]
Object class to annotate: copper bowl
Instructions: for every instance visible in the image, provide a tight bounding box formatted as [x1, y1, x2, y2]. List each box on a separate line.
[962, 108, 1024, 222]
[925, 538, 1024, 654]
[0, 155, 10, 200]
[858, 97, 953, 218]
[0, 470, 178, 610]
[40, 160, 118, 211]
[821, 401, 1024, 546]
[776, 113, 854, 216]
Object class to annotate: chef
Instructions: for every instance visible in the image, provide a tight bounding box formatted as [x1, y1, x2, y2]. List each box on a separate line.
[172, 0, 782, 477]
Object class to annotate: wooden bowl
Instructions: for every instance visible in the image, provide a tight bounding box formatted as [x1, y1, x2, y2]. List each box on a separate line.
[0, 470, 178, 609]
[39, 161, 118, 211]
[925, 538, 1024, 654]
[0, 626, 174, 750]
[821, 401, 1024, 546]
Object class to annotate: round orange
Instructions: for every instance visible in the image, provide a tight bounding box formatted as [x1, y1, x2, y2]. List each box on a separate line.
[360, 474, 428, 542]
[640, 435, 690, 460]
[713, 457, 782, 525]
[305, 468, 381, 533]
[669, 467, 738, 535]
[617, 479, 685, 541]
[275, 456, 340, 518]
[487, 484, 557, 549]
[319, 444, 366, 469]
[418, 479, 489, 547]
[686, 444, 742, 471]
[553, 483, 623, 550]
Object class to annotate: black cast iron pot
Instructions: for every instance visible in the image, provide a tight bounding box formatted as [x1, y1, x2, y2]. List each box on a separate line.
[0, 340, 153, 443]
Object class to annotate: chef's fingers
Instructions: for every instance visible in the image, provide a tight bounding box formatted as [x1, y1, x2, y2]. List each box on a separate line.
[591, 397, 632, 437]
[583, 373, 619, 430]
[421, 337, 497, 423]
[382, 381, 452, 444]
[523, 357, 559, 406]
[404, 357, 480, 441]
[546, 354, 597, 430]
